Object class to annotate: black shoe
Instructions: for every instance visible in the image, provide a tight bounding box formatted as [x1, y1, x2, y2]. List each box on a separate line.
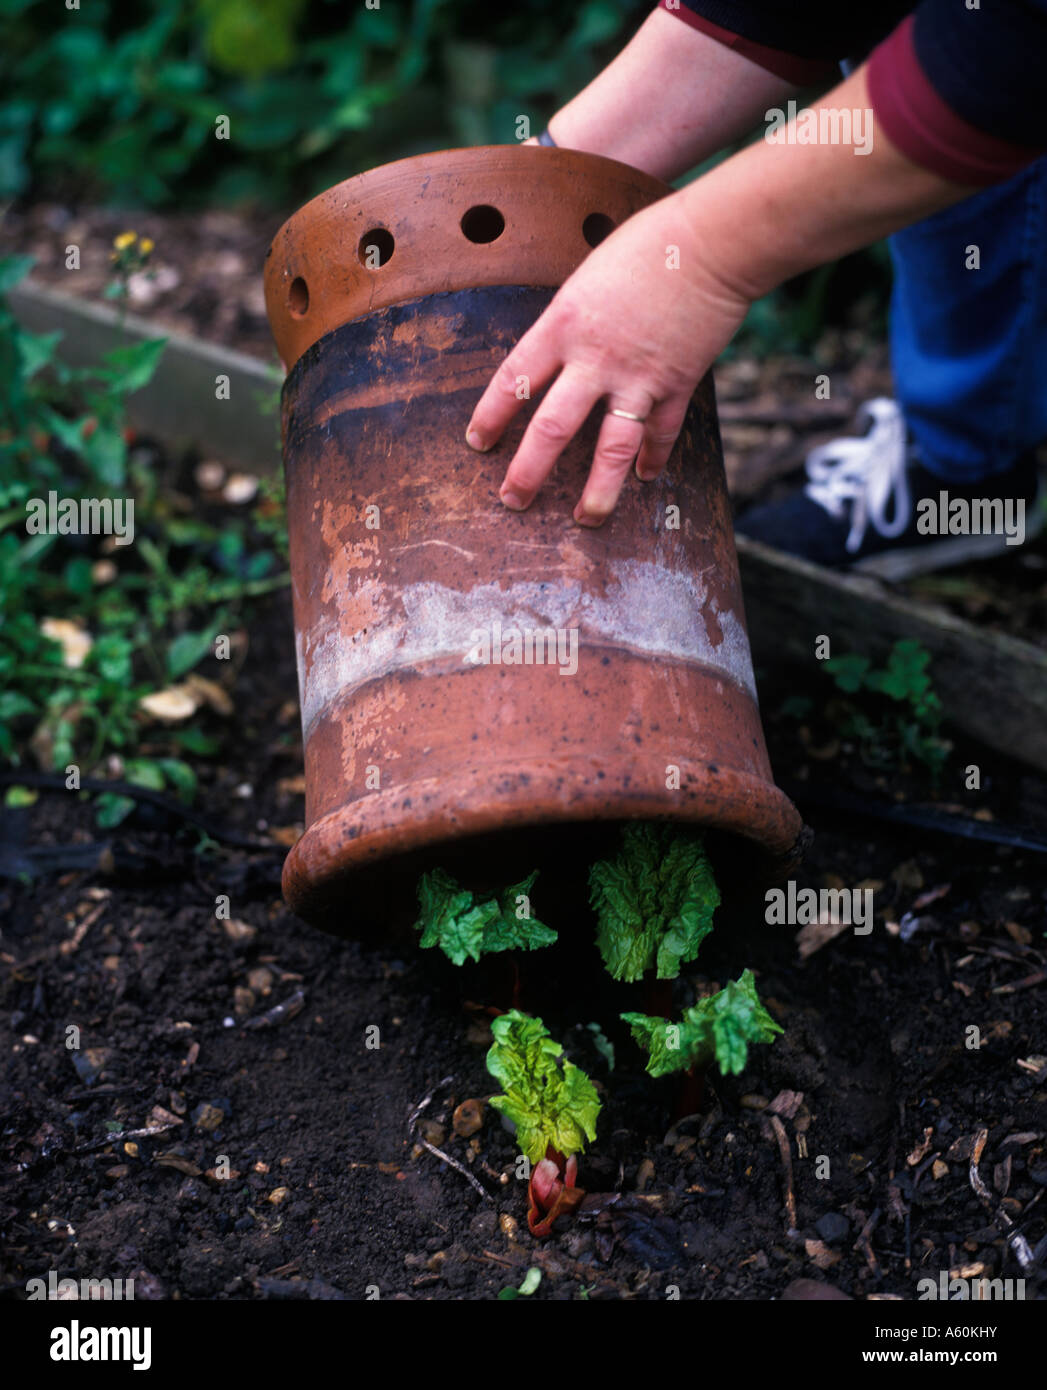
[733, 398, 1043, 579]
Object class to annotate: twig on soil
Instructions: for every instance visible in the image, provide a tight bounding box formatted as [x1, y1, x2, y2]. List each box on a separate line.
[854, 1207, 882, 1276]
[407, 1076, 492, 1203]
[64, 1083, 148, 1103]
[991, 969, 1047, 995]
[765, 1114, 798, 1234]
[71, 1121, 182, 1156]
[968, 1128, 1036, 1273]
[242, 988, 305, 1030]
[406, 1075, 453, 1134]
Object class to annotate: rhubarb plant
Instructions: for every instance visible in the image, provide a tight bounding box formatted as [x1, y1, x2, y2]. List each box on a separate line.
[414, 868, 556, 966]
[589, 822, 719, 981]
[486, 1009, 601, 1236]
[622, 969, 782, 1078]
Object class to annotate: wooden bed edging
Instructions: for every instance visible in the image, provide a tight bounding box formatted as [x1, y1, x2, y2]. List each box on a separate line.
[737, 535, 1047, 775]
[9, 279, 282, 473]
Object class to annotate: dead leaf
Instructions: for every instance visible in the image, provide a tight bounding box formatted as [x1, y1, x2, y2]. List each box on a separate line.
[154, 1153, 201, 1177]
[148, 1105, 183, 1129]
[946, 1134, 975, 1162]
[805, 1239, 842, 1270]
[40, 617, 92, 669]
[913, 883, 951, 910]
[768, 1090, 804, 1119]
[183, 674, 234, 717]
[907, 1127, 934, 1166]
[138, 686, 199, 722]
[222, 919, 256, 944]
[796, 916, 849, 959]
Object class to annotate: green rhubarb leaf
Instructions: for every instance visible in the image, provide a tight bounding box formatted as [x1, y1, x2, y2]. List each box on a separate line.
[413, 868, 556, 965]
[623, 969, 782, 1078]
[414, 868, 499, 966]
[481, 871, 559, 953]
[589, 822, 719, 982]
[486, 1009, 601, 1165]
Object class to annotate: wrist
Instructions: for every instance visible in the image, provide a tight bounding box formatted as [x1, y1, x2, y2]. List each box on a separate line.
[678, 64, 976, 302]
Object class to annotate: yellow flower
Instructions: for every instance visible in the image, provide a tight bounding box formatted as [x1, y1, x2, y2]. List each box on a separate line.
[139, 237, 154, 255]
[113, 231, 137, 250]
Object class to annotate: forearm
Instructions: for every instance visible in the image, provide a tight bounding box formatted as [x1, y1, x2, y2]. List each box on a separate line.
[680, 64, 979, 301]
[545, 8, 799, 180]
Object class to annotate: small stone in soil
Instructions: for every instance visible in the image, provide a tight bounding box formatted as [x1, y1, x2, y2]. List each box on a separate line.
[783, 1277, 851, 1300]
[815, 1212, 850, 1244]
[452, 1098, 485, 1138]
[469, 1210, 496, 1238]
[71, 1048, 109, 1085]
[192, 1102, 227, 1132]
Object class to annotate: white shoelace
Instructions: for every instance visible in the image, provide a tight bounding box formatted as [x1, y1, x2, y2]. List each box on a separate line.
[804, 398, 911, 553]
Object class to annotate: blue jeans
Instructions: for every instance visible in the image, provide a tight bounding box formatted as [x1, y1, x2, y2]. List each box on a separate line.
[888, 156, 1047, 482]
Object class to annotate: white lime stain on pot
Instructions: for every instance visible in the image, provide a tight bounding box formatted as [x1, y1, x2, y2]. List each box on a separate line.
[296, 558, 756, 739]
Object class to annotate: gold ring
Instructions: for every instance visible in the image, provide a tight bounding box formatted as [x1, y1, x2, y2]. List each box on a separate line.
[608, 407, 647, 423]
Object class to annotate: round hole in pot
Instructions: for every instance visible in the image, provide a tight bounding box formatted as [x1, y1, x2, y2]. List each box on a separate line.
[460, 205, 505, 244]
[582, 212, 616, 248]
[288, 276, 309, 317]
[358, 228, 395, 269]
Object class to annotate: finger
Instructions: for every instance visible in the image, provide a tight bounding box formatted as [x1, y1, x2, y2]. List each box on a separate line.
[466, 316, 562, 454]
[634, 396, 691, 482]
[498, 366, 604, 509]
[573, 400, 655, 526]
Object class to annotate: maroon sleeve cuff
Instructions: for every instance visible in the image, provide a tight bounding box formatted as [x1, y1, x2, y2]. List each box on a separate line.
[657, 1, 835, 87]
[867, 15, 1042, 186]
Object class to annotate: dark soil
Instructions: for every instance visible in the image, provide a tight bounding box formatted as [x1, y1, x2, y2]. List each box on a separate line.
[3, 580, 1046, 1302]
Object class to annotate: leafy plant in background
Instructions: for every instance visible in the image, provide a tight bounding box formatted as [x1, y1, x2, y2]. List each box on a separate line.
[0, 254, 289, 822]
[486, 1009, 601, 1236]
[4, 0, 890, 352]
[3, 0, 647, 208]
[824, 638, 949, 779]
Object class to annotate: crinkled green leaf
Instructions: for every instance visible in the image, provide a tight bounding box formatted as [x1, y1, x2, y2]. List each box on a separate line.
[623, 969, 782, 1078]
[482, 871, 558, 953]
[486, 1010, 601, 1165]
[413, 868, 556, 965]
[415, 868, 497, 965]
[589, 823, 718, 982]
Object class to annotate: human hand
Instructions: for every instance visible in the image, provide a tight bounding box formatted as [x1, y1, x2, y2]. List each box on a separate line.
[465, 191, 751, 525]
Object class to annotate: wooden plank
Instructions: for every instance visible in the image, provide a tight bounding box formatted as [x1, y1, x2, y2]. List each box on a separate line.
[9, 279, 282, 473]
[737, 534, 1047, 774]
